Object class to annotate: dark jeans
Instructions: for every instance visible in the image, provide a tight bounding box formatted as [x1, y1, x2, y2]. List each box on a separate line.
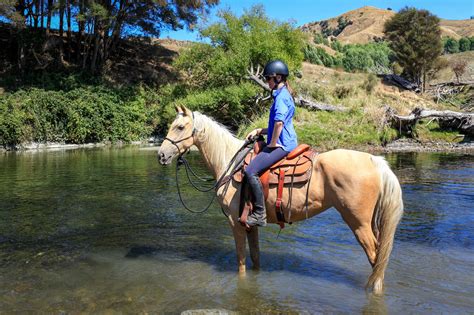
[244, 146, 289, 177]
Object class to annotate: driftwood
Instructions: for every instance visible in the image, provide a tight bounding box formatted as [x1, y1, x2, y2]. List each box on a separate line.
[427, 82, 472, 107]
[382, 74, 420, 92]
[246, 64, 347, 112]
[386, 106, 474, 137]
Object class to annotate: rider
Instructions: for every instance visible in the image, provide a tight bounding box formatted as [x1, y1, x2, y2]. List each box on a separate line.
[244, 60, 298, 227]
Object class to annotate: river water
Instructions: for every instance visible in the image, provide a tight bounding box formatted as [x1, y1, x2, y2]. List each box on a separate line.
[0, 147, 473, 314]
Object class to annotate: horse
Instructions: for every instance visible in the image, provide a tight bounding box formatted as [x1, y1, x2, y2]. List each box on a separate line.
[158, 105, 403, 295]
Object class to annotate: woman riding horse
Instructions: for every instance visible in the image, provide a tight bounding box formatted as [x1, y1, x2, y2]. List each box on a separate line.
[244, 60, 298, 227]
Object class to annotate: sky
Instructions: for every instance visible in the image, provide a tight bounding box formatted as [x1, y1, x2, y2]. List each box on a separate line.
[161, 0, 474, 41]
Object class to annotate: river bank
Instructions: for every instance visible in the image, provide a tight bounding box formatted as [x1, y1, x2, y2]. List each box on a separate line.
[1, 138, 473, 154]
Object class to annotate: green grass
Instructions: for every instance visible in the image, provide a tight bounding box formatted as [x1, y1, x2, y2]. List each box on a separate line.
[414, 120, 464, 143]
[238, 107, 392, 150]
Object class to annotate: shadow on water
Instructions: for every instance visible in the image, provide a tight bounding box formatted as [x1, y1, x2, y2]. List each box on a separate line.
[124, 241, 363, 288]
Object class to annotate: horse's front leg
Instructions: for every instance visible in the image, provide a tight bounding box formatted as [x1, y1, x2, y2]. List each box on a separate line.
[228, 216, 247, 274]
[247, 227, 260, 270]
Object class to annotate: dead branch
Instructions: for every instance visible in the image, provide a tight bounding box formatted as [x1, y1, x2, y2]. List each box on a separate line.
[246, 64, 347, 112]
[385, 106, 474, 137]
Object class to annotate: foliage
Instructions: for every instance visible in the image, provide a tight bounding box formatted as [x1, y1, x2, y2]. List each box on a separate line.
[442, 37, 474, 54]
[173, 82, 259, 127]
[384, 7, 443, 90]
[342, 42, 392, 72]
[175, 5, 304, 89]
[174, 6, 304, 128]
[458, 37, 470, 52]
[303, 44, 341, 68]
[304, 39, 393, 73]
[0, 85, 162, 147]
[313, 33, 329, 45]
[443, 37, 459, 54]
[0, 0, 219, 73]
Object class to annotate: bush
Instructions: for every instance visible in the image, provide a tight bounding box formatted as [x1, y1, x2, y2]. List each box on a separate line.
[0, 86, 162, 147]
[342, 42, 393, 72]
[334, 86, 354, 99]
[361, 74, 378, 94]
[443, 37, 459, 54]
[313, 33, 329, 45]
[172, 82, 259, 127]
[303, 44, 342, 68]
[459, 37, 470, 52]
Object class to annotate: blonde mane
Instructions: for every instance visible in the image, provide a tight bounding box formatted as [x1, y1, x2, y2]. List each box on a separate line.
[192, 112, 245, 178]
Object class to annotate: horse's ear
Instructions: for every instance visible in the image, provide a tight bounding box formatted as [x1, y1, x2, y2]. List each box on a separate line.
[182, 105, 193, 117]
[174, 104, 183, 114]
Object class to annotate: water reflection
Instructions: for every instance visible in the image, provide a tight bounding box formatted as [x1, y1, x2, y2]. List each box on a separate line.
[0, 148, 473, 313]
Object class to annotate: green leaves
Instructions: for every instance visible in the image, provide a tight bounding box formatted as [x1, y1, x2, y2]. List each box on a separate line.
[173, 5, 305, 128]
[384, 7, 443, 87]
[0, 86, 161, 147]
[176, 5, 304, 88]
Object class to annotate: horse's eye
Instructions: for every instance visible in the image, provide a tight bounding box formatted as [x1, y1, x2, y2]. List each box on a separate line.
[177, 125, 185, 131]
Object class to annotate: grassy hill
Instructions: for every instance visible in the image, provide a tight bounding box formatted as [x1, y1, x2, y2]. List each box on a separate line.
[301, 6, 474, 44]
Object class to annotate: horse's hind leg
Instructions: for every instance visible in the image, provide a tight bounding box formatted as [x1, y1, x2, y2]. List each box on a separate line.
[339, 208, 377, 266]
[247, 227, 260, 269]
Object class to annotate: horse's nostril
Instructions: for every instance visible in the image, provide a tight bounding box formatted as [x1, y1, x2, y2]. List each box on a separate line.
[160, 153, 165, 158]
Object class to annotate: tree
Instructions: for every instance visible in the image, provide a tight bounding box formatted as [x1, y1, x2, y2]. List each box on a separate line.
[459, 37, 470, 52]
[0, 0, 220, 73]
[444, 37, 459, 54]
[384, 7, 443, 92]
[175, 5, 305, 89]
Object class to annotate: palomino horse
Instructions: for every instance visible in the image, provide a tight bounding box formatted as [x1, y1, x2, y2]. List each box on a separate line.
[158, 105, 403, 295]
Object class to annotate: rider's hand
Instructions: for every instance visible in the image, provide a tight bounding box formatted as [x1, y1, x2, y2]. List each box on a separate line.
[246, 128, 261, 141]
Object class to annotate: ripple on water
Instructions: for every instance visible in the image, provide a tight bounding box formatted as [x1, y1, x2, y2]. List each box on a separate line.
[0, 149, 473, 313]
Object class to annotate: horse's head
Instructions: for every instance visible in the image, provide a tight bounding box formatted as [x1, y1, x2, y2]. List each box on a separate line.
[158, 105, 196, 165]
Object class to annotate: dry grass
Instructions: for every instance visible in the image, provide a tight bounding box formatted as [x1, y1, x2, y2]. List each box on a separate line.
[302, 6, 474, 44]
[433, 51, 474, 84]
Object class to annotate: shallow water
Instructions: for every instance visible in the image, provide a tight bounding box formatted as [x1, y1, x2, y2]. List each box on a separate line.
[0, 148, 473, 314]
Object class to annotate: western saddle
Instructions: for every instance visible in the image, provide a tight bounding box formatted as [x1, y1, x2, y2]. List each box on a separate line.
[233, 142, 317, 228]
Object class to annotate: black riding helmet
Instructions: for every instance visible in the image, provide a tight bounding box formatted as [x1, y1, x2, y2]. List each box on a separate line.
[263, 60, 289, 78]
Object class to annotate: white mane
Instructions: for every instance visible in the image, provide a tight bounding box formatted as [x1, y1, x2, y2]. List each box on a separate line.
[192, 111, 244, 178]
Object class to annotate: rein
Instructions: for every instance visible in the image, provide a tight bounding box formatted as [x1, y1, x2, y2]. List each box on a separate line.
[166, 120, 257, 214]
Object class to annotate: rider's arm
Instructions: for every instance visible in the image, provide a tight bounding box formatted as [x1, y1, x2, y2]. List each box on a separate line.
[268, 121, 283, 147]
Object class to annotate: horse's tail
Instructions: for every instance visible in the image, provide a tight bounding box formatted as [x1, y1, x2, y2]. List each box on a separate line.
[368, 156, 404, 295]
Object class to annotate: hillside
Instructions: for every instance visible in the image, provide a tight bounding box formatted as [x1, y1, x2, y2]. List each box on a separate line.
[301, 6, 474, 44]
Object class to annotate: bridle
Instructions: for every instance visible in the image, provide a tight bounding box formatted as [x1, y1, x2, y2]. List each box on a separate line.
[163, 112, 196, 157]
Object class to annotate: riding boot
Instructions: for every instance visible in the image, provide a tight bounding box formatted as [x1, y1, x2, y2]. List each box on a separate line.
[246, 174, 267, 227]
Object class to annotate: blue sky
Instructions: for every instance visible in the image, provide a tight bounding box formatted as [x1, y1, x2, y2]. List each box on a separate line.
[161, 0, 474, 41]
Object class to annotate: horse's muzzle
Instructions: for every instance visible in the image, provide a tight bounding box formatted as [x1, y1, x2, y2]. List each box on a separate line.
[158, 152, 172, 165]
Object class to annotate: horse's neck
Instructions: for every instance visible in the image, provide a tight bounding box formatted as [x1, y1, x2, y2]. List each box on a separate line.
[193, 113, 244, 179]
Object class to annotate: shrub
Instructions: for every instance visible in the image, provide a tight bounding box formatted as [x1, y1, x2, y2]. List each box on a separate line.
[334, 86, 354, 99]
[303, 44, 342, 68]
[361, 74, 378, 94]
[0, 86, 162, 147]
[459, 37, 470, 52]
[443, 37, 459, 54]
[341, 42, 392, 72]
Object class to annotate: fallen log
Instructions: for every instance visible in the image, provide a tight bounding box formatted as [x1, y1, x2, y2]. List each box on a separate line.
[386, 106, 474, 137]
